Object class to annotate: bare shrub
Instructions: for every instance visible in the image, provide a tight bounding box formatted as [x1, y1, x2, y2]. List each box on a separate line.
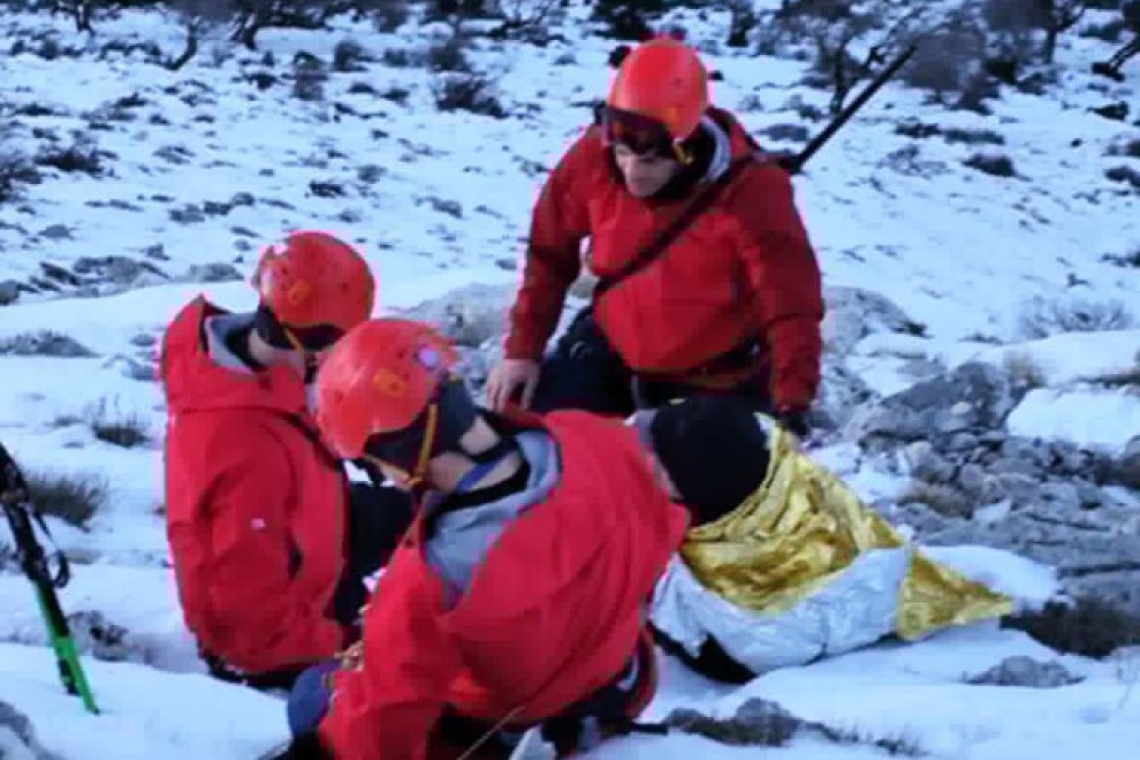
[899, 14, 992, 109]
[292, 51, 329, 101]
[1016, 295, 1136, 340]
[86, 398, 150, 448]
[25, 469, 108, 529]
[333, 38, 370, 72]
[431, 72, 506, 118]
[36, 139, 106, 176]
[373, 0, 410, 31]
[1002, 351, 1047, 390]
[427, 35, 472, 72]
[1004, 596, 1140, 658]
[0, 152, 41, 203]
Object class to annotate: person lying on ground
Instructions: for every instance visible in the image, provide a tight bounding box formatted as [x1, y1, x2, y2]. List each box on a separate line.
[630, 395, 1013, 684]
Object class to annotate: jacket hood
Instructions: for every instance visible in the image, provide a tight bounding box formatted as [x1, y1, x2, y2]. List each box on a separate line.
[160, 297, 308, 417]
[702, 107, 763, 180]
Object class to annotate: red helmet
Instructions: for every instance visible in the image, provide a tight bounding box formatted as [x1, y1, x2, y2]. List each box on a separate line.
[251, 231, 375, 335]
[315, 318, 459, 461]
[606, 35, 709, 142]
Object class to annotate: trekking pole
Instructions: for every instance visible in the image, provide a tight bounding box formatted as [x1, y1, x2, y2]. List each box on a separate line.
[779, 42, 920, 175]
[0, 441, 99, 714]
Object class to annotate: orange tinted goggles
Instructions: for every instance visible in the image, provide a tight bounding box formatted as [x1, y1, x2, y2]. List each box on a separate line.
[599, 105, 676, 156]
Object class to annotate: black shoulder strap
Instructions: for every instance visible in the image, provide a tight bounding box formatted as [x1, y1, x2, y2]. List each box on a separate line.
[592, 153, 762, 301]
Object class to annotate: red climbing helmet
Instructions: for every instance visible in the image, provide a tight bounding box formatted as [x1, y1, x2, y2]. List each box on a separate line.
[251, 231, 375, 347]
[603, 35, 710, 154]
[315, 318, 460, 467]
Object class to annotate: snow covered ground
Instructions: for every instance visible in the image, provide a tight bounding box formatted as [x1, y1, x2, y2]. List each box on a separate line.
[1, 2, 1139, 759]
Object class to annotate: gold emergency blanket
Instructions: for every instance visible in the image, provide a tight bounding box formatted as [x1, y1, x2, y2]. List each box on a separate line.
[679, 425, 1012, 640]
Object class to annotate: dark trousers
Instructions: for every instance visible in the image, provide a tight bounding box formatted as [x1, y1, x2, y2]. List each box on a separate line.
[650, 624, 755, 685]
[433, 631, 659, 758]
[203, 482, 415, 692]
[328, 482, 416, 628]
[531, 309, 772, 416]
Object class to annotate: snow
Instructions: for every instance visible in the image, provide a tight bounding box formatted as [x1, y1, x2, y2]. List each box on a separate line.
[0, 643, 285, 760]
[1006, 387, 1140, 455]
[0, 2, 1138, 760]
[853, 330, 1140, 390]
[923, 545, 1061, 613]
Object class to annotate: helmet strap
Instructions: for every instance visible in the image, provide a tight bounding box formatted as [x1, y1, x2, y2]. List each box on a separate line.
[671, 141, 694, 165]
[406, 403, 439, 490]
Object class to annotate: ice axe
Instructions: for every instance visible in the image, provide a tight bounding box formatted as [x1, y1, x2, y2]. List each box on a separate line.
[777, 42, 920, 175]
[0, 440, 99, 714]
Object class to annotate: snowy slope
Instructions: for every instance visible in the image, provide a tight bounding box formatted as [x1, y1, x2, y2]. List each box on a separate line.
[1, 2, 1139, 759]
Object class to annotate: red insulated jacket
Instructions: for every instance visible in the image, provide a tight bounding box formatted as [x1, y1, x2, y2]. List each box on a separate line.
[160, 297, 349, 674]
[504, 108, 824, 411]
[317, 411, 689, 760]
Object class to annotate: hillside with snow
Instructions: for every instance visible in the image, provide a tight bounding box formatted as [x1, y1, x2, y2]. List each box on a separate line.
[1, 1, 1139, 758]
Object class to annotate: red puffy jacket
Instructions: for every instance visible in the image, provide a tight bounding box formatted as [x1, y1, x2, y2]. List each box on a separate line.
[317, 411, 688, 760]
[160, 297, 350, 674]
[505, 108, 824, 411]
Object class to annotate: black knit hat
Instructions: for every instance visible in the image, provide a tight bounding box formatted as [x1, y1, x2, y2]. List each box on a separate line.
[648, 395, 771, 525]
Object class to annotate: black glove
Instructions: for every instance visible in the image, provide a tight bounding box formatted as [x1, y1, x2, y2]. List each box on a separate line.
[272, 732, 333, 760]
[774, 407, 810, 439]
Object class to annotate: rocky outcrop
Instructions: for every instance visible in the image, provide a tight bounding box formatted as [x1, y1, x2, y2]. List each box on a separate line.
[391, 283, 1140, 615]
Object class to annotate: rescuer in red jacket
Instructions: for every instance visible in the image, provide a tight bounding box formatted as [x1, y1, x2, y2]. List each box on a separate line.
[278, 318, 688, 760]
[161, 231, 410, 689]
[485, 36, 824, 436]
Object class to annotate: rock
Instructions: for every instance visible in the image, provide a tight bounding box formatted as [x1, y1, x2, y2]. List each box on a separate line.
[39, 261, 82, 286]
[1038, 482, 1082, 512]
[967, 656, 1081, 688]
[422, 196, 463, 218]
[185, 262, 242, 283]
[105, 354, 156, 382]
[1114, 436, 1140, 489]
[169, 204, 206, 224]
[309, 180, 346, 198]
[203, 200, 232, 216]
[821, 286, 925, 355]
[844, 362, 1016, 445]
[903, 481, 975, 518]
[1076, 481, 1106, 510]
[0, 330, 96, 357]
[666, 698, 802, 747]
[904, 441, 955, 482]
[760, 123, 810, 143]
[920, 510, 1140, 616]
[230, 192, 255, 207]
[957, 463, 987, 493]
[811, 359, 878, 432]
[0, 280, 19, 306]
[66, 610, 138, 662]
[143, 243, 168, 261]
[39, 223, 72, 241]
[947, 432, 979, 451]
[73, 255, 161, 286]
[397, 282, 514, 348]
[0, 699, 62, 759]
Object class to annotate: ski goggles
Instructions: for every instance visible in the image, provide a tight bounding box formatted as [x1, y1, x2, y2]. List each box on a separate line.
[598, 105, 691, 163]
